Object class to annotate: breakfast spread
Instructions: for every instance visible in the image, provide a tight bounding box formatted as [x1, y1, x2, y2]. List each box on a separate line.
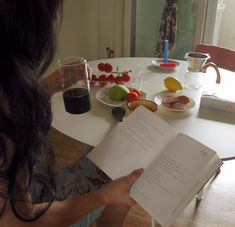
[94, 61, 195, 113]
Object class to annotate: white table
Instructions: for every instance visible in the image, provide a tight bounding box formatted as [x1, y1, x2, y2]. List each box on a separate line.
[51, 57, 235, 159]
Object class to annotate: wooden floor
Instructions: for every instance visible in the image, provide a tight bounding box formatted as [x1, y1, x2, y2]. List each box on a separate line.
[49, 127, 235, 227]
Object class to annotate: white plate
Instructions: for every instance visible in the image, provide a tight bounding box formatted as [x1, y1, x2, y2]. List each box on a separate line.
[96, 86, 147, 107]
[154, 92, 195, 112]
[152, 59, 180, 69]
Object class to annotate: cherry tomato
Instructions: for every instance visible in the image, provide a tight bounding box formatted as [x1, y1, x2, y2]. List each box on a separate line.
[131, 88, 141, 98]
[121, 73, 131, 82]
[98, 74, 108, 81]
[98, 62, 105, 71]
[91, 74, 98, 81]
[107, 74, 115, 83]
[104, 63, 113, 73]
[90, 74, 97, 86]
[115, 76, 124, 84]
[126, 92, 139, 102]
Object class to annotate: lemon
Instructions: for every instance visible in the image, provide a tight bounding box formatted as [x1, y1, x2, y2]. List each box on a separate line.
[164, 76, 183, 92]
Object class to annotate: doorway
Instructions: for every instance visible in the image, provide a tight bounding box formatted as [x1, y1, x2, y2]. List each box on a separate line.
[130, 0, 205, 60]
[128, 0, 231, 59]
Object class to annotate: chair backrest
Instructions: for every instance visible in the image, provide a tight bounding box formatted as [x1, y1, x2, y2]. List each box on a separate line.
[195, 44, 235, 72]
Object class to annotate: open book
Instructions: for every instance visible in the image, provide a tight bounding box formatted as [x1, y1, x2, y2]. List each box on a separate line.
[88, 106, 223, 227]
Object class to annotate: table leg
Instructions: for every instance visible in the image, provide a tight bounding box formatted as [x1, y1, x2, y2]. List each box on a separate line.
[196, 188, 204, 200]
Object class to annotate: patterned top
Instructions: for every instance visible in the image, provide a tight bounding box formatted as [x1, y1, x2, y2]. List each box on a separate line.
[155, 0, 178, 57]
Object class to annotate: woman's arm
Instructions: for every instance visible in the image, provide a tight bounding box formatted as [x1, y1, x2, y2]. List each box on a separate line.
[0, 169, 143, 227]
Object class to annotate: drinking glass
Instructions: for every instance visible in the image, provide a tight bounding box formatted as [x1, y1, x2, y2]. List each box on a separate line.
[128, 66, 144, 90]
[58, 56, 91, 114]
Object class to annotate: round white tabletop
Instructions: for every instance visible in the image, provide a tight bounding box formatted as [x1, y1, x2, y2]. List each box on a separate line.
[51, 57, 235, 159]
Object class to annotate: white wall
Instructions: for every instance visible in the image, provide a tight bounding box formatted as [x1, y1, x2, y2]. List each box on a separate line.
[48, 0, 125, 72]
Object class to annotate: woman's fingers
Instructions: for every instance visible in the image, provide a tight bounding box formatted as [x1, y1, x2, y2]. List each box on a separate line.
[127, 168, 144, 186]
[125, 168, 144, 206]
[59, 63, 89, 87]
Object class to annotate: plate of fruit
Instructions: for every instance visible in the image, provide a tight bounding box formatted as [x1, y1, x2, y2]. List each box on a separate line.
[96, 84, 147, 107]
[154, 91, 195, 112]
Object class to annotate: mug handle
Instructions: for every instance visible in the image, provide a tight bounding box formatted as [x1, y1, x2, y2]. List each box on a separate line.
[202, 62, 221, 84]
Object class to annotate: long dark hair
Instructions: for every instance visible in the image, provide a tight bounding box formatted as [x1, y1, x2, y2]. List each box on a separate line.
[0, 0, 63, 221]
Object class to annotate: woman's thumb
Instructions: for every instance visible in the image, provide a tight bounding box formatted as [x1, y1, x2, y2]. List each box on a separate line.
[128, 168, 144, 185]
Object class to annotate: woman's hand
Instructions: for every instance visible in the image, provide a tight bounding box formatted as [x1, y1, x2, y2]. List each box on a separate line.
[39, 70, 64, 96]
[39, 68, 82, 96]
[40, 64, 91, 96]
[99, 168, 144, 206]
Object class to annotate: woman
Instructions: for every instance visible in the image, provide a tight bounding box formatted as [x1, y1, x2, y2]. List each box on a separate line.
[0, 1, 143, 226]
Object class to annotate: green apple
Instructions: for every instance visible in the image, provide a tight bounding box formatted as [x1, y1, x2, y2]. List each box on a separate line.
[109, 84, 129, 101]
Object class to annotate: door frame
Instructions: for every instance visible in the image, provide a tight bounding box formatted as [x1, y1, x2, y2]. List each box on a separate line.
[123, 0, 136, 57]
[200, 0, 219, 44]
[194, 0, 208, 45]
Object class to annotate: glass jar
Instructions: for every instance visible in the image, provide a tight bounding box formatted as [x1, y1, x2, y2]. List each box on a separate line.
[184, 71, 205, 90]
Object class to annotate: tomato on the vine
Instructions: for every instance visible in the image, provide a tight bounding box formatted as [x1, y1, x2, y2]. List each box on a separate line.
[91, 74, 98, 81]
[115, 76, 124, 84]
[104, 63, 113, 73]
[121, 73, 131, 82]
[107, 74, 115, 83]
[98, 74, 107, 81]
[98, 63, 105, 71]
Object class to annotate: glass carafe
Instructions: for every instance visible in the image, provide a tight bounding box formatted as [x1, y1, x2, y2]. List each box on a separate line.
[58, 57, 91, 114]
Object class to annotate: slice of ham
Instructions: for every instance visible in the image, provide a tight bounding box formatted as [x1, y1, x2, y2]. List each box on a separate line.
[170, 102, 186, 110]
[161, 95, 190, 110]
[177, 95, 190, 104]
[161, 96, 178, 104]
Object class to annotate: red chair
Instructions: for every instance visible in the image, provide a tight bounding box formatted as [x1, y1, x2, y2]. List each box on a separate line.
[195, 44, 235, 72]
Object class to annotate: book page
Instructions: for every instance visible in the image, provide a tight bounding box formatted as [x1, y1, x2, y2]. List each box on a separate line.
[88, 106, 177, 179]
[162, 154, 222, 227]
[130, 133, 220, 226]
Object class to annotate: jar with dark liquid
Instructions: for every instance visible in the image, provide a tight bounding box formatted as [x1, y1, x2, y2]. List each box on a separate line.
[59, 57, 91, 114]
[63, 87, 91, 114]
